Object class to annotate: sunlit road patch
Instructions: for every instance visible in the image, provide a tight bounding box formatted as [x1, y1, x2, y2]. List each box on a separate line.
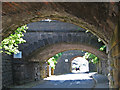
[32, 73, 96, 88]
[44, 73, 93, 80]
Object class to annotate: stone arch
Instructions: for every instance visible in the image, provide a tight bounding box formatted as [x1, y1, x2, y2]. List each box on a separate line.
[2, 2, 118, 44]
[12, 19, 107, 86]
[23, 43, 107, 62]
[54, 51, 86, 75]
[16, 20, 107, 62]
[70, 55, 97, 73]
[1, 2, 119, 88]
[71, 55, 84, 62]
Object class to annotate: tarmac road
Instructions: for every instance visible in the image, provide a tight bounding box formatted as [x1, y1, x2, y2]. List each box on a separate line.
[32, 73, 96, 88]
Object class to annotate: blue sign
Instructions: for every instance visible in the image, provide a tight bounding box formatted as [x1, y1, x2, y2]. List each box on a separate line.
[13, 51, 22, 58]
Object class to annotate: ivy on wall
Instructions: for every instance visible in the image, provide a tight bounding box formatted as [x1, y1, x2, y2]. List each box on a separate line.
[48, 53, 63, 69]
[0, 25, 28, 55]
[84, 45, 106, 64]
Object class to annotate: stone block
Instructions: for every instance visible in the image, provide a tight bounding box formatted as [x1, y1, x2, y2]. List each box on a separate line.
[41, 34, 46, 39]
[43, 39, 49, 45]
[57, 35, 62, 43]
[38, 40, 45, 47]
[67, 33, 72, 42]
[110, 25, 118, 49]
[62, 34, 68, 43]
[113, 69, 119, 88]
[114, 59, 118, 69]
[75, 35, 81, 43]
[52, 35, 59, 43]
[47, 37, 54, 44]
[111, 44, 120, 57]
[72, 34, 78, 43]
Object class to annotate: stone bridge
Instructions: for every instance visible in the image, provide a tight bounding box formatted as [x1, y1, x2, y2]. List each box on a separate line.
[54, 50, 108, 76]
[2, 20, 107, 88]
[21, 20, 107, 61]
[1, 2, 120, 89]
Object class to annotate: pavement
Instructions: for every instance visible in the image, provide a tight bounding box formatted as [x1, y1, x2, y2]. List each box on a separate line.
[91, 73, 109, 88]
[8, 72, 109, 89]
[32, 72, 95, 88]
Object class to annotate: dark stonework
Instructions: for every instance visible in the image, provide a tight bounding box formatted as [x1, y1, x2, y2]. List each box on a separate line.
[2, 54, 13, 88]
[1, 20, 108, 88]
[18, 21, 106, 62]
[2, 2, 118, 44]
[54, 50, 97, 75]
[1, 2, 119, 88]
[107, 7, 119, 88]
[12, 60, 40, 85]
[97, 60, 109, 76]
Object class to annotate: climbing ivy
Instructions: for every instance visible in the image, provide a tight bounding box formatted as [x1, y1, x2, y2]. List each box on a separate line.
[48, 53, 63, 69]
[84, 43, 106, 64]
[0, 25, 28, 55]
[99, 45, 106, 51]
[84, 52, 99, 64]
[83, 30, 107, 64]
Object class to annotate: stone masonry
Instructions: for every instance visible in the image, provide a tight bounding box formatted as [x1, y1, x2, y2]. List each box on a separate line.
[55, 50, 108, 75]
[19, 20, 107, 62]
[55, 50, 93, 75]
[1, 20, 108, 88]
[1, 2, 119, 88]
[2, 54, 13, 88]
[108, 9, 120, 88]
[12, 60, 40, 85]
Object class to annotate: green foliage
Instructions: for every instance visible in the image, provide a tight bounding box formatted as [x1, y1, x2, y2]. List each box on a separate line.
[48, 52, 63, 69]
[84, 52, 99, 64]
[98, 38, 101, 42]
[99, 45, 106, 51]
[0, 25, 28, 55]
[84, 45, 106, 64]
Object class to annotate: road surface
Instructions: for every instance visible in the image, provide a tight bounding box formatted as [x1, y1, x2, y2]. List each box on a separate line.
[32, 72, 96, 88]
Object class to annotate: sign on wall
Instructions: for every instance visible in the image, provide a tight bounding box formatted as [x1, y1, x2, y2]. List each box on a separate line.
[13, 51, 22, 58]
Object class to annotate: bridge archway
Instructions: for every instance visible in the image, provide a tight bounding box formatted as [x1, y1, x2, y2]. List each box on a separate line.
[13, 20, 108, 84]
[27, 43, 107, 62]
[2, 19, 108, 88]
[1, 2, 119, 88]
[18, 20, 107, 62]
[2, 2, 117, 44]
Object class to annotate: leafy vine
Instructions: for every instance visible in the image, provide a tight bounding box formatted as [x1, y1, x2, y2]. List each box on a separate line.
[0, 25, 28, 55]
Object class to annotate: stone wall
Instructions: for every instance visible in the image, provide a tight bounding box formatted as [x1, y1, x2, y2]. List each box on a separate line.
[108, 10, 120, 88]
[0, 1, 2, 89]
[0, 34, 1, 88]
[97, 60, 109, 76]
[2, 54, 13, 88]
[89, 62, 97, 72]
[54, 50, 85, 75]
[12, 60, 40, 85]
[39, 61, 47, 79]
[2, 2, 118, 44]
[1, 2, 119, 88]
[19, 20, 106, 62]
[54, 50, 97, 75]
[54, 50, 109, 75]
